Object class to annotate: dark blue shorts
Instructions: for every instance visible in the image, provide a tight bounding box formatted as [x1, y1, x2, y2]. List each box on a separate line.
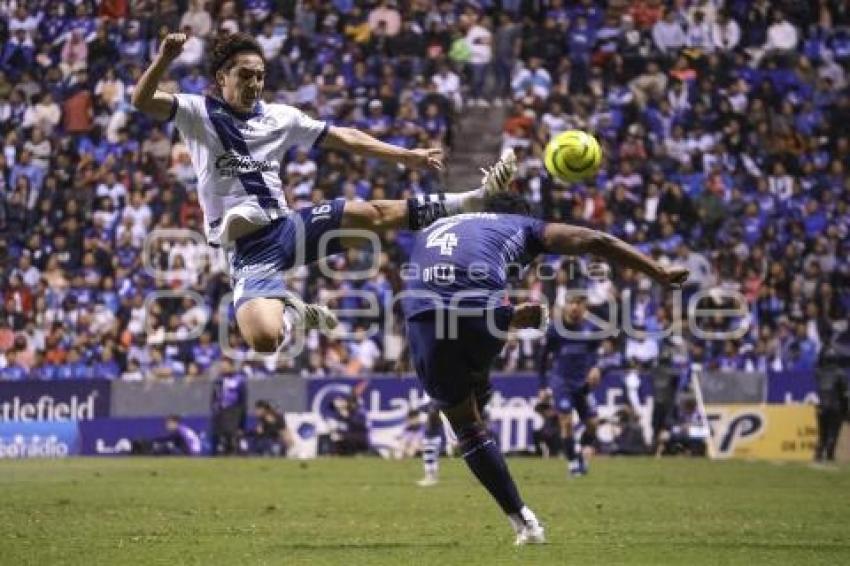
[551, 381, 598, 421]
[231, 200, 346, 310]
[406, 307, 513, 409]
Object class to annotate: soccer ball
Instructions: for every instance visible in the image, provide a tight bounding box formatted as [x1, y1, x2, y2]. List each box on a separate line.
[543, 130, 602, 183]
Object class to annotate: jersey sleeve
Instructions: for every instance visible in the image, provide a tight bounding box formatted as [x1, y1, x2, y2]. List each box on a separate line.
[522, 217, 548, 259]
[169, 93, 206, 139]
[286, 107, 329, 149]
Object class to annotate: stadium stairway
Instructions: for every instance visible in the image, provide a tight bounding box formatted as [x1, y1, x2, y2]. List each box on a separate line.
[446, 105, 508, 192]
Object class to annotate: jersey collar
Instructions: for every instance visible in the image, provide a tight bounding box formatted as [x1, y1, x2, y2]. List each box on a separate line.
[205, 95, 262, 121]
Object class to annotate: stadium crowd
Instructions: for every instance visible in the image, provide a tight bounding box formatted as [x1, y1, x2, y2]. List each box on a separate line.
[0, 0, 847, 383]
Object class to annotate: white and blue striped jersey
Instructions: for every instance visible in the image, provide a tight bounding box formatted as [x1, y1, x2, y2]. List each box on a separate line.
[169, 94, 328, 246]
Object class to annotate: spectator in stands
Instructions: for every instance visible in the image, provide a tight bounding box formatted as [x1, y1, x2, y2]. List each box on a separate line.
[0, 348, 27, 380]
[653, 9, 686, 56]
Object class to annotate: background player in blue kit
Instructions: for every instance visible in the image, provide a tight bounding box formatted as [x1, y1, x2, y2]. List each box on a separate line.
[539, 295, 601, 477]
[402, 192, 688, 545]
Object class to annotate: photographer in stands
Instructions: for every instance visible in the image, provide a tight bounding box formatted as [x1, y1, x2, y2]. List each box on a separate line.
[131, 415, 202, 456]
[244, 400, 294, 457]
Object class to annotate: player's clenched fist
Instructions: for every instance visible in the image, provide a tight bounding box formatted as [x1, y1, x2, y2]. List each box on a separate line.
[158, 33, 187, 60]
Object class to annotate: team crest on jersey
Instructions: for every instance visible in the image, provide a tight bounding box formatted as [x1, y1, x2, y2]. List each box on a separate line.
[215, 149, 277, 177]
[260, 115, 278, 128]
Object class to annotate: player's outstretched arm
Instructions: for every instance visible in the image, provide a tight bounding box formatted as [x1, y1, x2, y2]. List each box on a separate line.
[541, 224, 689, 288]
[131, 33, 187, 121]
[321, 126, 444, 172]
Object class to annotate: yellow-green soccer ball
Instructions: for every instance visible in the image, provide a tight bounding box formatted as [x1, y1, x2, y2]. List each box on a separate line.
[544, 130, 602, 183]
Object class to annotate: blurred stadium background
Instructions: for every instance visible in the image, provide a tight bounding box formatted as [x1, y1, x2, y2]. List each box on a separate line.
[0, 0, 849, 563]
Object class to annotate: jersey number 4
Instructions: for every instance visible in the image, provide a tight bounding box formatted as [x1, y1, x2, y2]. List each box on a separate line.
[426, 221, 459, 256]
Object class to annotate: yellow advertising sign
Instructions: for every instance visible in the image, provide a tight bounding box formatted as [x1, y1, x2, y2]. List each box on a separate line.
[705, 404, 818, 461]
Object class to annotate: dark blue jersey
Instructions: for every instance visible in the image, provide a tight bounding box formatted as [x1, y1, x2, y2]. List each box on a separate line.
[212, 373, 247, 412]
[402, 213, 547, 318]
[539, 322, 601, 391]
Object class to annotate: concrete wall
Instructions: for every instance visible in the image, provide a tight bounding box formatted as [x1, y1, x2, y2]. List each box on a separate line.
[111, 375, 306, 417]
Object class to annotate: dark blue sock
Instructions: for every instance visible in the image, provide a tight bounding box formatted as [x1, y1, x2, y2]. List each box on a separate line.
[563, 435, 577, 461]
[407, 195, 447, 230]
[457, 423, 524, 515]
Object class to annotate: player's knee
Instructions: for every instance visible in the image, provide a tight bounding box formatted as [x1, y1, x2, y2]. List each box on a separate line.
[242, 324, 281, 354]
[454, 421, 490, 453]
[443, 396, 478, 431]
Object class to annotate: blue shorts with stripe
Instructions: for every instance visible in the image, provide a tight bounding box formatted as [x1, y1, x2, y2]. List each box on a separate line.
[230, 199, 346, 310]
[405, 307, 513, 410]
[551, 381, 598, 421]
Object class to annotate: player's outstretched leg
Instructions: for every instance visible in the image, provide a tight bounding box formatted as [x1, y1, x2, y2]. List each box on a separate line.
[339, 149, 518, 238]
[417, 405, 443, 487]
[443, 393, 545, 545]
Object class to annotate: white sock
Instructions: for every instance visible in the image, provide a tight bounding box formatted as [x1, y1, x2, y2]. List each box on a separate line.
[448, 186, 486, 214]
[508, 506, 536, 533]
[279, 305, 298, 349]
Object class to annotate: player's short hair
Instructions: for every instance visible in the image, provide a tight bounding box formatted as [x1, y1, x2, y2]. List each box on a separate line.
[209, 32, 265, 77]
[482, 192, 533, 216]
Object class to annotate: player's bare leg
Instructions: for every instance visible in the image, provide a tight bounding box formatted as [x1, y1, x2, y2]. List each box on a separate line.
[236, 295, 337, 354]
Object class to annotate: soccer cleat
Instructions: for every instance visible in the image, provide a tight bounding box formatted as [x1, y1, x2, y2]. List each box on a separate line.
[480, 148, 518, 196]
[512, 508, 546, 546]
[568, 458, 586, 478]
[284, 295, 339, 332]
[515, 521, 546, 546]
[416, 474, 438, 487]
[578, 452, 589, 476]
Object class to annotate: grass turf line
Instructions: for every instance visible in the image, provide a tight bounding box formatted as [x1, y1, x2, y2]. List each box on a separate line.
[1, 458, 848, 565]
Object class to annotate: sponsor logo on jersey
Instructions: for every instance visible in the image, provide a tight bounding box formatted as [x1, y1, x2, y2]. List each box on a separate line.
[215, 150, 277, 177]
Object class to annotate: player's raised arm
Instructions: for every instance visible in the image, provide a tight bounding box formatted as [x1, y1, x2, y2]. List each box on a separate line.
[540, 224, 689, 288]
[321, 126, 444, 172]
[130, 33, 187, 121]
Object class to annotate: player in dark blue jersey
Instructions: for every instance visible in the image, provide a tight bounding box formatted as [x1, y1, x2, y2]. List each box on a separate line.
[539, 295, 601, 477]
[402, 192, 688, 545]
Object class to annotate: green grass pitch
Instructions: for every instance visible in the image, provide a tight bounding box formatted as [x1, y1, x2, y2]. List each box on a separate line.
[1, 457, 848, 565]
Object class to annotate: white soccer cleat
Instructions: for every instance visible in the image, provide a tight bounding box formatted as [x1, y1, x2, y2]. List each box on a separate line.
[284, 295, 339, 332]
[515, 520, 546, 546]
[510, 506, 546, 546]
[416, 474, 438, 487]
[481, 148, 518, 196]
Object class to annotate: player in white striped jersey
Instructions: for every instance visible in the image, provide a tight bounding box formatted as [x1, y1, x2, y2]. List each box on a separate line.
[132, 32, 518, 354]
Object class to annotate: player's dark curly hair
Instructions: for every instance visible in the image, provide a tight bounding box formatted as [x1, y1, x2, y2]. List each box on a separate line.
[209, 32, 265, 77]
[482, 192, 533, 216]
